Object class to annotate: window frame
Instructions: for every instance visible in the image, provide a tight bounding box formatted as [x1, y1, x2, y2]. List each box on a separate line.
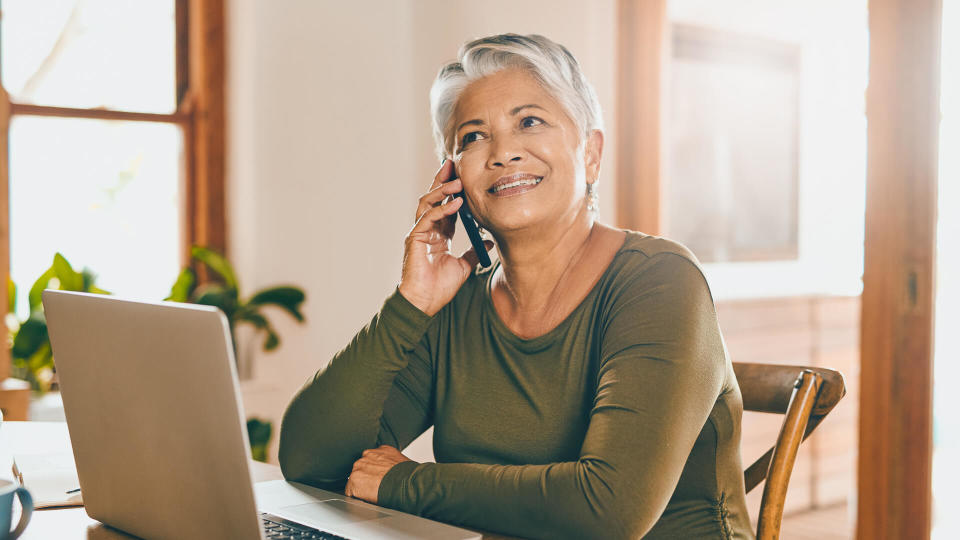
[0, 0, 226, 380]
[665, 23, 801, 264]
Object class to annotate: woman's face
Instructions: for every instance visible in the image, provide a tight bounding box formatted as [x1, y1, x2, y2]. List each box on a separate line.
[451, 68, 602, 234]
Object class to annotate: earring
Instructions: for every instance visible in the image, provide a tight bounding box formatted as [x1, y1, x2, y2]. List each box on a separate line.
[586, 182, 599, 215]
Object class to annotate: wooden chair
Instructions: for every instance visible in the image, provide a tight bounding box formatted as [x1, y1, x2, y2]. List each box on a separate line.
[733, 362, 846, 540]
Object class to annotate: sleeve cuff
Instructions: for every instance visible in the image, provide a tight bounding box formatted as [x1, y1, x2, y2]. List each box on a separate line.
[378, 460, 422, 512]
[379, 288, 435, 346]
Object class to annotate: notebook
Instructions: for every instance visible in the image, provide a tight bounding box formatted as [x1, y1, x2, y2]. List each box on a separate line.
[11, 452, 83, 508]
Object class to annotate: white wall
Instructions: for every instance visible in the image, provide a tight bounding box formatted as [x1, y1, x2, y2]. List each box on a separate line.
[227, 0, 618, 463]
[666, 0, 869, 299]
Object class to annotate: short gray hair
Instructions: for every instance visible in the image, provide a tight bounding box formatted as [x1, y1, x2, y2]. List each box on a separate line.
[430, 34, 604, 160]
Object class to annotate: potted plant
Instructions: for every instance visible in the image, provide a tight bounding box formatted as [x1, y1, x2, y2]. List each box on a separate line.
[166, 246, 306, 461]
[7, 253, 109, 392]
[5, 247, 305, 462]
[166, 246, 306, 358]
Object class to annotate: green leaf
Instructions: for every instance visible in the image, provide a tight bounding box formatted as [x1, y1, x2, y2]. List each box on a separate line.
[263, 331, 279, 351]
[237, 311, 280, 352]
[192, 283, 239, 319]
[79, 268, 110, 295]
[27, 341, 53, 372]
[246, 286, 306, 322]
[52, 253, 84, 292]
[12, 313, 48, 360]
[246, 418, 272, 462]
[28, 266, 56, 312]
[81, 268, 96, 291]
[238, 310, 268, 329]
[165, 268, 196, 302]
[190, 246, 238, 289]
[27, 341, 54, 393]
[8, 278, 16, 314]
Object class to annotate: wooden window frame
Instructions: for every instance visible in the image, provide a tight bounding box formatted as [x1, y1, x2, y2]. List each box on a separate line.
[0, 0, 226, 381]
[616, 0, 665, 235]
[617, 0, 942, 536]
[857, 0, 941, 537]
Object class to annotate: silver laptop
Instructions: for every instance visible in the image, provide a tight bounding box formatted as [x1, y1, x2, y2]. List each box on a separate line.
[42, 290, 480, 540]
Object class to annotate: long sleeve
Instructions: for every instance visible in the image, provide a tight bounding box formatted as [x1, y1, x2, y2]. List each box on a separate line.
[278, 288, 436, 488]
[377, 255, 728, 539]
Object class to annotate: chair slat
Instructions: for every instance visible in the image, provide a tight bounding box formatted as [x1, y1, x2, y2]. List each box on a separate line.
[734, 362, 845, 416]
[757, 370, 821, 540]
[732, 362, 847, 539]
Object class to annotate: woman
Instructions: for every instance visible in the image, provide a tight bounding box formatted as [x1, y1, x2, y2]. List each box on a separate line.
[279, 34, 753, 539]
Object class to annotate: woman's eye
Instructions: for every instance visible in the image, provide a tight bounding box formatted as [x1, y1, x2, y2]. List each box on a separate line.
[461, 131, 484, 147]
[520, 116, 544, 128]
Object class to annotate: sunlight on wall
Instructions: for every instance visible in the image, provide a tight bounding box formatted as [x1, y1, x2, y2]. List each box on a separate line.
[932, 0, 959, 537]
[667, 0, 868, 300]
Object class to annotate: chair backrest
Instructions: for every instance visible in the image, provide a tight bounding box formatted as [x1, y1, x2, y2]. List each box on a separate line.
[733, 362, 846, 540]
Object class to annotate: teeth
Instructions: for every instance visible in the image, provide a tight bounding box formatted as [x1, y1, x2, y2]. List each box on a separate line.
[492, 177, 542, 193]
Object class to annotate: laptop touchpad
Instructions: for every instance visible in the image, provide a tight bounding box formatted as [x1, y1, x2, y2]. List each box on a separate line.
[279, 500, 391, 524]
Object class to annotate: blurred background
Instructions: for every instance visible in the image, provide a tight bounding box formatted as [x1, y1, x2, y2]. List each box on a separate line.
[0, 1, 954, 538]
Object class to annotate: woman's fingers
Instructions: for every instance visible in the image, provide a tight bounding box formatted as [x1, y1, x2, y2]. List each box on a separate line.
[411, 196, 462, 236]
[416, 178, 462, 221]
[416, 160, 457, 219]
[460, 240, 495, 268]
[431, 159, 455, 189]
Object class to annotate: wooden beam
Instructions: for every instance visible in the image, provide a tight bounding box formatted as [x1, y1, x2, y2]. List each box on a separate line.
[184, 0, 227, 263]
[858, 0, 942, 538]
[615, 0, 665, 234]
[175, 0, 190, 107]
[8, 103, 187, 124]
[0, 87, 10, 382]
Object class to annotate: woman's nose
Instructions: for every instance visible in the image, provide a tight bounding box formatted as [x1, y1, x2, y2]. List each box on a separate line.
[487, 133, 526, 168]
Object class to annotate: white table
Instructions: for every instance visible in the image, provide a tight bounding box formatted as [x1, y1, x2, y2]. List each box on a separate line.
[0, 421, 281, 539]
[1, 421, 510, 540]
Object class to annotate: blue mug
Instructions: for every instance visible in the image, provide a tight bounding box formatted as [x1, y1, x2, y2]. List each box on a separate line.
[0, 479, 32, 540]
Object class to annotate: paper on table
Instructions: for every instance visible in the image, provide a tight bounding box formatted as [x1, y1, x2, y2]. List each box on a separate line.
[11, 452, 84, 508]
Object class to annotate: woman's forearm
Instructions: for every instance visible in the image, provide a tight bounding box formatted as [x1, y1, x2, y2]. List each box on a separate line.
[378, 458, 661, 540]
[278, 289, 434, 487]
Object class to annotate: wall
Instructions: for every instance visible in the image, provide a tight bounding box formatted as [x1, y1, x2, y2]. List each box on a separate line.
[718, 294, 859, 533]
[667, 0, 869, 300]
[227, 0, 618, 463]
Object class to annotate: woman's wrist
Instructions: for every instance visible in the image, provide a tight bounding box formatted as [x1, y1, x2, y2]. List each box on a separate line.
[397, 283, 436, 316]
[377, 460, 421, 511]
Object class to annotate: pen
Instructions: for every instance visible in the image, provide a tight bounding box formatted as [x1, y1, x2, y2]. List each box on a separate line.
[11, 462, 23, 485]
[66, 487, 81, 494]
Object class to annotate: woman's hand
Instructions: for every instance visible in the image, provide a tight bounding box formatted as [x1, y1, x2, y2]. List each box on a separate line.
[399, 160, 493, 316]
[344, 445, 414, 504]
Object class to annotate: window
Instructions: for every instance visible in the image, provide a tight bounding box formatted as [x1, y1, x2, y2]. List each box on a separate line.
[665, 25, 800, 263]
[0, 0, 225, 377]
[661, 1, 868, 300]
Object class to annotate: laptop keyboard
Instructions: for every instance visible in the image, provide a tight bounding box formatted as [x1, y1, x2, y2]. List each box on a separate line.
[261, 512, 349, 540]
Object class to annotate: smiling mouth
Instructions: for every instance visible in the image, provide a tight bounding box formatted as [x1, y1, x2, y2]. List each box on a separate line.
[488, 176, 543, 195]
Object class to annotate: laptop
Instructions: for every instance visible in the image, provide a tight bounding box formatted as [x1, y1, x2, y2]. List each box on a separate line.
[42, 290, 481, 540]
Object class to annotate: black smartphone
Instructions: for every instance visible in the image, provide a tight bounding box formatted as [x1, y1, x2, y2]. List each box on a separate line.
[449, 171, 492, 268]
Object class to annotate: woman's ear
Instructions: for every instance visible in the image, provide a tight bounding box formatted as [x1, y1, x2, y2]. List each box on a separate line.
[584, 130, 604, 184]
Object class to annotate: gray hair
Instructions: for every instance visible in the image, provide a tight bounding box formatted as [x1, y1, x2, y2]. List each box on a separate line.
[430, 33, 604, 160]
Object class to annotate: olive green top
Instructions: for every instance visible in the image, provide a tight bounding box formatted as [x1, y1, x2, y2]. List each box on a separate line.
[279, 232, 754, 539]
